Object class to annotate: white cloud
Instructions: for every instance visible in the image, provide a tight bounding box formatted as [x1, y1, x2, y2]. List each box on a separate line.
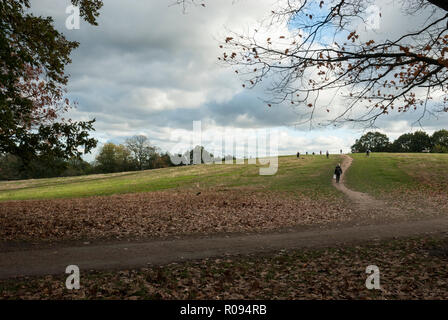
[29, 0, 448, 163]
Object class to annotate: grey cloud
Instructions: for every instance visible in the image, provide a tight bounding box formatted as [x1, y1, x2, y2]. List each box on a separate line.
[29, 0, 448, 158]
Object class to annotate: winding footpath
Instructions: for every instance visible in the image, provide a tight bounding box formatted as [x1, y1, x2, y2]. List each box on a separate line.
[333, 155, 386, 210]
[1, 155, 447, 279]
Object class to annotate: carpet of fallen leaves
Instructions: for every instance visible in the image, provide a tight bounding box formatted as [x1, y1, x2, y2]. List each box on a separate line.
[392, 163, 448, 214]
[0, 189, 355, 242]
[381, 186, 448, 218]
[2, 234, 448, 299]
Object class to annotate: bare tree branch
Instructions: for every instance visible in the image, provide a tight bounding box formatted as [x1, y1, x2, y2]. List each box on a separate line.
[215, 0, 448, 126]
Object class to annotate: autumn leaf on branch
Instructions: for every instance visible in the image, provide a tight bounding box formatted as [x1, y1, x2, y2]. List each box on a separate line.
[214, 0, 448, 127]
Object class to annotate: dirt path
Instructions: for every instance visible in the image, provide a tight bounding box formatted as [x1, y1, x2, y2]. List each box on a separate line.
[0, 154, 445, 280]
[333, 155, 385, 209]
[1, 216, 448, 279]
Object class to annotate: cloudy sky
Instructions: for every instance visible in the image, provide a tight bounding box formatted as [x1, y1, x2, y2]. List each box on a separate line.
[30, 0, 448, 160]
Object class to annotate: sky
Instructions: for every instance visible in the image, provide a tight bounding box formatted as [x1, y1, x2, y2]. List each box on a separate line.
[30, 0, 448, 161]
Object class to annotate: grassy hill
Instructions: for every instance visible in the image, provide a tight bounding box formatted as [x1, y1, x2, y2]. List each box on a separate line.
[1, 153, 447, 202]
[345, 153, 448, 196]
[1, 153, 447, 300]
[0, 155, 341, 201]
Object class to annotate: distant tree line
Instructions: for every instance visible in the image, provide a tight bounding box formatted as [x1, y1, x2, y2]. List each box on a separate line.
[0, 135, 217, 180]
[351, 130, 448, 153]
[93, 135, 174, 174]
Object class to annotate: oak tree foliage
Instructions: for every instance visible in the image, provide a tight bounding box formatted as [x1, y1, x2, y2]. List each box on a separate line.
[125, 135, 157, 171]
[0, 0, 103, 169]
[351, 131, 390, 152]
[391, 131, 432, 152]
[351, 129, 448, 153]
[431, 128, 448, 152]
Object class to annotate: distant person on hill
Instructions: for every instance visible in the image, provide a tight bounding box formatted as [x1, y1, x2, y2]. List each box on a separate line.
[306, 152, 308, 155]
[297, 152, 300, 158]
[334, 163, 343, 183]
[326, 150, 329, 159]
[312, 152, 315, 155]
[366, 149, 371, 157]
[320, 150, 322, 155]
[340, 149, 342, 154]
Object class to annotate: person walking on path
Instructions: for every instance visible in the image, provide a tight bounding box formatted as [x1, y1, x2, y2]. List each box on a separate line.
[334, 163, 343, 183]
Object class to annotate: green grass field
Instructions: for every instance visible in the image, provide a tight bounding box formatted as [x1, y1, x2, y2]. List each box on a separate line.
[1, 153, 447, 202]
[0, 155, 342, 201]
[345, 153, 448, 196]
